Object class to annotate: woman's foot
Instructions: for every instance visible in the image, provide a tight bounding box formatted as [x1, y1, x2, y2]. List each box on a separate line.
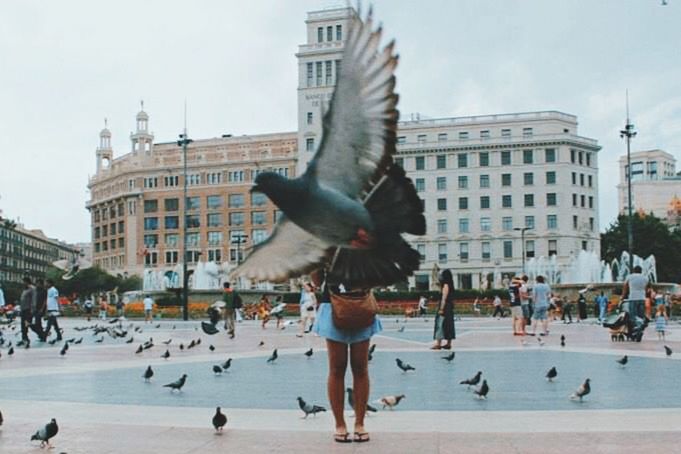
[334, 426, 351, 443]
[442, 344, 451, 350]
[353, 432, 370, 443]
[430, 344, 441, 350]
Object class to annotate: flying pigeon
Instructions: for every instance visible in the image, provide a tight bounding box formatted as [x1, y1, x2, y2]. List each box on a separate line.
[201, 322, 219, 335]
[30, 418, 59, 448]
[570, 378, 591, 401]
[377, 394, 405, 410]
[560, 335, 566, 347]
[442, 352, 456, 362]
[616, 355, 628, 367]
[212, 407, 227, 432]
[209, 345, 215, 352]
[395, 358, 415, 372]
[161, 350, 170, 359]
[267, 349, 278, 364]
[346, 388, 378, 413]
[304, 348, 313, 358]
[460, 371, 482, 389]
[230, 9, 425, 289]
[143, 366, 154, 382]
[664, 345, 673, 357]
[59, 343, 68, 356]
[164, 374, 188, 392]
[212, 365, 223, 375]
[135, 345, 143, 354]
[222, 358, 232, 371]
[53, 251, 91, 279]
[546, 367, 558, 382]
[297, 397, 327, 418]
[162, 339, 172, 345]
[474, 380, 490, 399]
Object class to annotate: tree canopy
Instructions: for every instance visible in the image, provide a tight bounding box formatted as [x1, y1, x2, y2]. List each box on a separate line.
[45, 266, 142, 299]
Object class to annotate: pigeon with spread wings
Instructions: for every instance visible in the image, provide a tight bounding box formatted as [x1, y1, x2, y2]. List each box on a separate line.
[231, 9, 425, 288]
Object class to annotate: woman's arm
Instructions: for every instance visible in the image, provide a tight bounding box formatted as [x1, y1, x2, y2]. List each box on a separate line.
[439, 284, 449, 314]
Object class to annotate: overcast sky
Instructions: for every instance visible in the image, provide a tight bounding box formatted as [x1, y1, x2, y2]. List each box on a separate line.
[0, 0, 679, 244]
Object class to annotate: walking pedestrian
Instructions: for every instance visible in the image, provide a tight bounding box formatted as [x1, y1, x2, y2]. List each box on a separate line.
[577, 293, 587, 322]
[491, 294, 504, 318]
[83, 296, 94, 321]
[509, 277, 524, 335]
[622, 265, 650, 322]
[33, 279, 47, 341]
[561, 297, 573, 324]
[311, 269, 382, 443]
[595, 291, 609, 324]
[431, 269, 455, 350]
[530, 276, 551, 336]
[98, 294, 108, 320]
[19, 277, 35, 347]
[143, 294, 154, 323]
[519, 276, 531, 333]
[418, 295, 428, 317]
[115, 294, 124, 318]
[222, 282, 239, 339]
[270, 296, 286, 330]
[44, 279, 62, 341]
[297, 282, 317, 338]
[0, 282, 5, 310]
[259, 295, 272, 329]
[655, 304, 668, 341]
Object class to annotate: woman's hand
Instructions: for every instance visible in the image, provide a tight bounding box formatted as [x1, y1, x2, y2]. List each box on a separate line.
[438, 309, 444, 316]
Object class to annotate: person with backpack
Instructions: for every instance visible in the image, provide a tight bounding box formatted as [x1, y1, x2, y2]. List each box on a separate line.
[222, 282, 241, 339]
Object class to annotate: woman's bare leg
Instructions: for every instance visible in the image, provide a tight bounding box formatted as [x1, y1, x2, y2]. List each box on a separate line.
[350, 340, 370, 436]
[326, 339, 349, 436]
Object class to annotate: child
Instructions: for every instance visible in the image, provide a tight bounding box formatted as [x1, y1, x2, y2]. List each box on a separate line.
[655, 304, 668, 341]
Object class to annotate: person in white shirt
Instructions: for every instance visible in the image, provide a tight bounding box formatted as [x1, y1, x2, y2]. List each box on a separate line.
[143, 295, 154, 323]
[297, 283, 317, 337]
[418, 296, 428, 316]
[0, 284, 5, 309]
[44, 279, 62, 341]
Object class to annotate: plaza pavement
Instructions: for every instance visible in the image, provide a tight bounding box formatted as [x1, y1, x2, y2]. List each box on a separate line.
[0, 315, 679, 453]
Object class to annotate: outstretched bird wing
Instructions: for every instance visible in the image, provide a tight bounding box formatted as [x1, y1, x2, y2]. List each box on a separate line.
[231, 217, 329, 282]
[306, 9, 399, 199]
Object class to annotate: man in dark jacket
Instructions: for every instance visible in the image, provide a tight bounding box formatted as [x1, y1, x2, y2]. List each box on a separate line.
[33, 279, 47, 341]
[19, 277, 35, 347]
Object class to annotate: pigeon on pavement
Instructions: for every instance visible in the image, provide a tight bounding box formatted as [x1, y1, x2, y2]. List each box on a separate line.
[570, 378, 591, 401]
[267, 349, 278, 364]
[94, 336, 104, 343]
[397, 326, 405, 333]
[664, 345, 673, 357]
[546, 367, 558, 382]
[560, 335, 566, 347]
[212, 365, 223, 375]
[31, 418, 58, 448]
[304, 348, 313, 358]
[74, 338, 83, 344]
[222, 358, 232, 371]
[377, 394, 405, 410]
[346, 388, 378, 413]
[135, 345, 143, 354]
[59, 343, 68, 356]
[201, 322, 219, 335]
[161, 350, 170, 359]
[143, 366, 154, 382]
[258, 341, 265, 347]
[230, 10, 425, 289]
[395, 358, 415, 372]
[179, 343, 185, 351]
[164, 374, 188, 392]
[212, 407, 227, 432]
[209, 345, 215, 352]
[474, 380, 489, 399]
[162, 339, 172, 345]
[442, 352, 455, 362]
[297, 397, 327, 418]
[126, 337, 134, 344]
[616, 355, 628, 367]
[460, 371, 482, 389]
[7, 347, 14, 356]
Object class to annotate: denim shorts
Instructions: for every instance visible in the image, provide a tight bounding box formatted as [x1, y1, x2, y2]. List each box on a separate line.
[533, 307, 548, 320]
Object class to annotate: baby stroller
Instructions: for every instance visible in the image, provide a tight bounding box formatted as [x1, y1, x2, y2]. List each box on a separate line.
[602, 301, 648, 342]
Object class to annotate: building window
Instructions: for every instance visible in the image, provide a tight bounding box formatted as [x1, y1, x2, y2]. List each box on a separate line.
[571, 172, 577, 185]
[480, 174, 490, 188]
[436, 154, 446, 169]
[119, 238, 124, 248]
[306, 138, 315, 152]
[417, 134, 427, 144]
[165, 233, 179, 247]
[110, 223, 116, 235]
[229, 212, 244, 226]
[502, 174, 512, 186]
[164, 198, 179, 212]
[336, 24, 342, 41]
[589, 196, 594, 209]
[480, 217, 491, 231]
[317, 27, 323, 42]
[589, 217, 595, 231]
[251, 211, 266, 225]
[548, 239, 557, 256]
[578, 151, 584, 165]
[144, 252, 158, 266]
[437, 133, 448, 142]
[327, 25, 333, 42]
[524, 194, 534, 207]
[580, 173, 585, 186]
[572, 193, 578, 207]
[545, 148, 556, 163]
[573, 215, 579, 229]
[458, 131, 469, 140]
[186, 233, 200, 247]
[571, 149, 576, 163]
[437, 219, 447, 234]
[502, 195, 512, 208]
[480, 196, 490, 209]
[207, 231, 223, 246]
[459, 242, 469, 261]
[502, 216, 513, 231]
[523, 127, 533, 137]
[503, 240, 513, 258]
[228, 194, 244, 208]
[395, 157, 404, 168]
[459, 218, 469, 233]
[306, 112, 313, 125]
[205, 172, 220, 185]
[143, 177, 158, 189]
[458, 176, 468, 189]
[415, 156, 425, 170]
[481, 241, 491, 261]
[438, 243, 447, 263]
[164, 216, 179, 230]
[588, 175, 593, 187]
[523, 149, 533, 164]
[415, 178, 425, 192]
[480, 130, 490, 139]
[525, 215, 535, 229]
[501, 129, 511, 137]
[437, 198, 447, 211]
[252, 228, 268, 245]
[143, 234, 158, 248]
[251, 192, 267, 207]
[479, 152, 489, 167]
[207, 195, 223, 210]
[458, 197, 468, 210]
[143, 217, 158, 231]
[144, 200, 158, 213]
[547, 193, 557, 206]
[501, 151, 511, 165]
[580, 194, 586, 208]
[164, 175, 179, 187]
[524, 172, 534, 186]
[316, 61, 322, 86]
[416, 243, 426, 261]
[186, 214, 200, 229]
[458, 153, 468, 168]
[547, 214, 558, 229]
[306, 62, 313, 86]
[325, 60, 332, 85]
[586, 153, 592, 167]
[397, 136, 406, 145]
[436, 177, 447, 191]
[546, 171, 556, 185]
[207, 213, 222, 227]
[526, 240, 535, 258]
[207, 249, 221, 262]
[186, 196, 200, 211]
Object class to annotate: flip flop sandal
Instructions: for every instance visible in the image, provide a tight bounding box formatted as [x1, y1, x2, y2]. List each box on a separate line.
[354, 432, 370, 443]
[334, 433, 352, 443]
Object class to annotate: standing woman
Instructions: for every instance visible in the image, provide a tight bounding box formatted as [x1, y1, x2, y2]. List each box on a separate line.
[431, 269, 455, 350]
[312, 270, 382, 444]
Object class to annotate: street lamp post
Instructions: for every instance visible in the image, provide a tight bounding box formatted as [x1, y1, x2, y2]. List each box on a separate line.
[177, 129, 192, 321]
[231, 234, 248, 288]
[620, 93, 637, 272]
[514, 227, 531, 275]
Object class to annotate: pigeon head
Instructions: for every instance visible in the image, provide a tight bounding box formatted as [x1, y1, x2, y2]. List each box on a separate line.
[252, 172, 304, 211]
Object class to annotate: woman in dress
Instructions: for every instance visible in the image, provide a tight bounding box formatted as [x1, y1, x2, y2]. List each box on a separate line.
[431, 269, 455, 350]
[312, 270, 382, 444]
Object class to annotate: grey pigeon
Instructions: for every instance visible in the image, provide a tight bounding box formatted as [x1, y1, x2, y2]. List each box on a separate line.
[164, 374, 187, 392]
[267, 349, 278, 364]
[162, 339, 172, 345]
[442, 352, 455, 362]
[297, 397, 326, 418]
[31, 418, 58, 448]
[135, 345, 143, 354]
[74, 337, 83, 344]
[546, 367, 558, 382]
[369, 344, 376, 354]
[187, 340, 196, 349]
[570, 378, 591, 401]
[212, 407, 227, 432]
[304, 348, 313, 358]
[616, 355, 628, 367]
[258, 341, 265, 347]
[397, 326, 405, 333]
[664, 345, 673, 357]
[59, 343, 68, 356]
[346, 388, 377, 413]
[460, 371, 482, 389]
[161, 350, 170, 359]
[143, 365, 154, 382]
[126, 337, 134, 344]
[560, 335, 566, 347]
[94, 336, 104, 343]
[8, 346, 14, 356]
[209, 344, 215, 352]
[179, 343, 185, 350]
[474, 380, 489, 399]
[231, 10, 425, 288]
[395, 358, 415, 372]
[377, 394, 405, 410]
[201, 322, 219, 335]
[212, 365, 223, 375]
[222, 358, 232, 371]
